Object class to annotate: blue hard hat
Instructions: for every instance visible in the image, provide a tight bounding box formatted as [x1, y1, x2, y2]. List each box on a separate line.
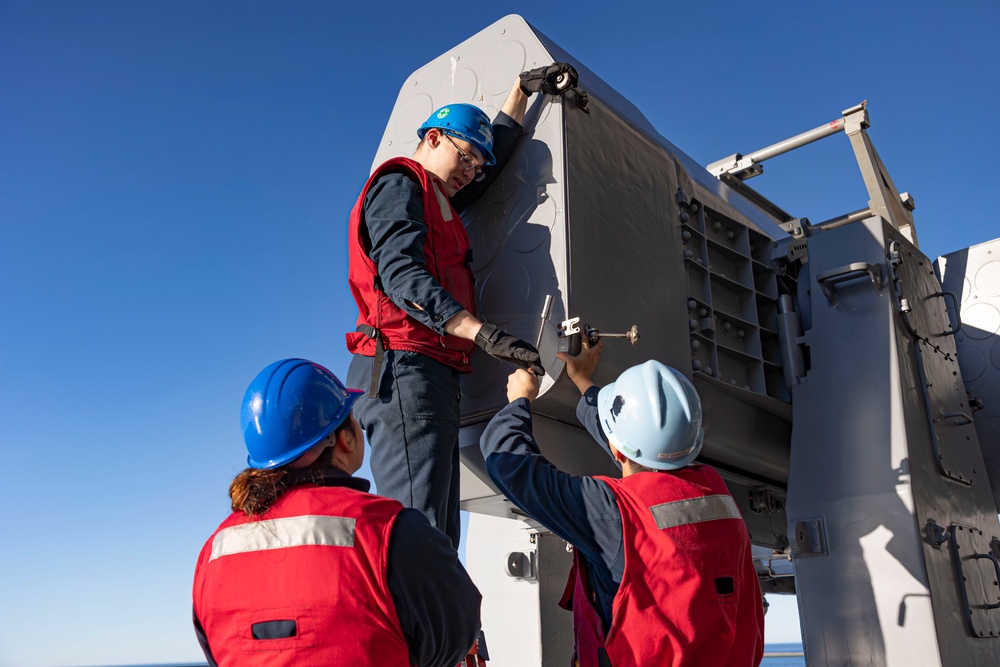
[240, 359, 363, 469]
[417, 103, 496, 166]
[597, 361, 704, 471]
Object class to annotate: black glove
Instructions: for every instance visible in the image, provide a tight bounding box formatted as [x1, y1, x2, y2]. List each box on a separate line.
[519, 62, 579, 97]
[475, 322, 545, 375]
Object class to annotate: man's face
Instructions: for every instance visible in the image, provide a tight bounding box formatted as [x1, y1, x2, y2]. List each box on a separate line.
[422, 129, 485, 197]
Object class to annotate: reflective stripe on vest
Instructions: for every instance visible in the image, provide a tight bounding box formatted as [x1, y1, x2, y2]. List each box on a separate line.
[649, 494, 741, 531]
[210, 515, 356, 561]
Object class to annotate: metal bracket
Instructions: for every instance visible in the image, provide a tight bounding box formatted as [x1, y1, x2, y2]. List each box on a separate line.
[928, 520, 951, 548]
[815, 262, 885, 305]
[559, 317, 580, 337]
[949, 524, 1000, 636]
[504, 550, 537, 581]
[934, 411, 974, 427]
[933, 291, 963, 336]
[749, 486, 783, 514]
[779, 217, 814, 239]
[792, 518, 828, 557]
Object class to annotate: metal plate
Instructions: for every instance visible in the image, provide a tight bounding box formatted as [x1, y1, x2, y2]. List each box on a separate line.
[950, 523, 1000, 637]
[893, 239, 983, 485]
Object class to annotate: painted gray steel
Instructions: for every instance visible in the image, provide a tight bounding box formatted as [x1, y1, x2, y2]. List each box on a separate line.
[935, 238, 1000, 513]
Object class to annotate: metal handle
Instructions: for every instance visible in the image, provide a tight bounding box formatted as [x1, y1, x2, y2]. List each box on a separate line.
[815, 262, 884, 304]
[934, 291, 963, 336]
[973, 553, 1000, 610]
[934, 411, 974, 427]
[535, 295, 554, 350]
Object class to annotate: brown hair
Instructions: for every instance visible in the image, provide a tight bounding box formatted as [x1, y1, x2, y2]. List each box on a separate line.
[228, 421, 352, 516]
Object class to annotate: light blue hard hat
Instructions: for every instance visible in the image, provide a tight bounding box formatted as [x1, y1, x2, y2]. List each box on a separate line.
[417, 103, 496, 166]
[240, 359, 363, 469]
[597, 361, 704, 470]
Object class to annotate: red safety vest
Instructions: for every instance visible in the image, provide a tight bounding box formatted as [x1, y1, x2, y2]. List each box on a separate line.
[346, 157, 477, 372]
[192, 485, 411, 666]
[560, 465, 764, 667]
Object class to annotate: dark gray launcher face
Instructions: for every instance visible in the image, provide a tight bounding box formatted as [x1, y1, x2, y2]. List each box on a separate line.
[373, 15, 794, 547]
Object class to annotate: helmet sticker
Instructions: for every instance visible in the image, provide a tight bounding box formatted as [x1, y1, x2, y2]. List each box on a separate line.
[437, 108, 451, 119]
[478, 120, 494, 144]
[610, 395, 626, 421]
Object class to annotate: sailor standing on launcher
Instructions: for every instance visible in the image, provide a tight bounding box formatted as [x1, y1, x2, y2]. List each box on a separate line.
[345, 63, 577, 548]
[480, 342, 765, 667]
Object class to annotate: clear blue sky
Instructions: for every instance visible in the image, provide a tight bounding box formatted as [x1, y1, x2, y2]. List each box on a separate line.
[1, 2, 998, 665]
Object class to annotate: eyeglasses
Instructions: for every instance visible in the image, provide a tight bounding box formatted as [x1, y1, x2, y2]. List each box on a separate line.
[443, 133, 485, 182]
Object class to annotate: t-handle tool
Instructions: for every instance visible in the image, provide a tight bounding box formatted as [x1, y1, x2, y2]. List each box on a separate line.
[588, 324, 641, 345]
[559, 318, 640, 355]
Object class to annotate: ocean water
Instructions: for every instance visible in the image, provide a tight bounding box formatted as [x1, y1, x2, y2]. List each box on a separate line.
[83, 646, 807, 667]
[762, 642, 806, 666]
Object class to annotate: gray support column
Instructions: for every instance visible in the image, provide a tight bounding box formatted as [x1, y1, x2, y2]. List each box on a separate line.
[466, 514, 574, 667]
[787, 217, 1000, 666]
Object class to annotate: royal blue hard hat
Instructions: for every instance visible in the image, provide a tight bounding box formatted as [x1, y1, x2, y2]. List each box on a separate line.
[417, 103, 496, 166]
[240, 358, 363, 469]
[597, 361, 704, 471]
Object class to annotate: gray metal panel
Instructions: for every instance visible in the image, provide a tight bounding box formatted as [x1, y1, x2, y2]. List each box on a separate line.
[788, 218, 939, 665]
[787, 217, 1000, 666]
[528, 23, 789, 241]
[377, 15, 793, 521]
[465, 515, 575, 665]
[884, 227, 1000, 656]
[936, 238, 1000, 512]
[458, 415, 619, 521]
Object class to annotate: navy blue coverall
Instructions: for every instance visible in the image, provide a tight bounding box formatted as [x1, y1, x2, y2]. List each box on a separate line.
[480, 387, 625, 631]
[347, 112, 522, 549]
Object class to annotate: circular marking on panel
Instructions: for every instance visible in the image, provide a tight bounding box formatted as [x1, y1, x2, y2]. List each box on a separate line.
[961, 303, 1000, 339]
[992, 337, 1000, 371]
[958, 344, 987, 382]
[978, 378, 1000, 418]
[508, 196, 557, 253]
[436, 68, 480, 105]
[484, 41, 526, 95]
[479, 262, 529, 324]
[484, 150, 527, 205]
[464, 207, 504, 272]
[961, 277, 972, 303]
[531, 95, 557, 130]
[393, 94, 434, 147]
[534, 323, 568, 395]
[975, 260, 1000, 297]
[976, 421, 1000, 471]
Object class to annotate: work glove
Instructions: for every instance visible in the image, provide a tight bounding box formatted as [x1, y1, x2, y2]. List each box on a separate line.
[476, 322, 545, 376]
[519, 62, 579, 97]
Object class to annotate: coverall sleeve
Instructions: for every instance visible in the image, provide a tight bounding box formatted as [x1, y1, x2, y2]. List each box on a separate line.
[480, 398, 623, 569]
[386, 508, 483, 667]
[192, 609, 219, 667]
[365, 111, 523, 332]
[576, 385, 620, 468]
[365, 174, 467, 334]
[450, 110, 522, 212]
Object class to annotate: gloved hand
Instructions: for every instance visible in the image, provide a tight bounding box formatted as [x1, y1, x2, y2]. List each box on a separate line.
[475, 322, 545, 375]
[519, 62, 579, 97]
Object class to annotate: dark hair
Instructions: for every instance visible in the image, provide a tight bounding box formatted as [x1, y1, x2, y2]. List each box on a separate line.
[627, 460, 665, 475]
[228, 420, 352, 516]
